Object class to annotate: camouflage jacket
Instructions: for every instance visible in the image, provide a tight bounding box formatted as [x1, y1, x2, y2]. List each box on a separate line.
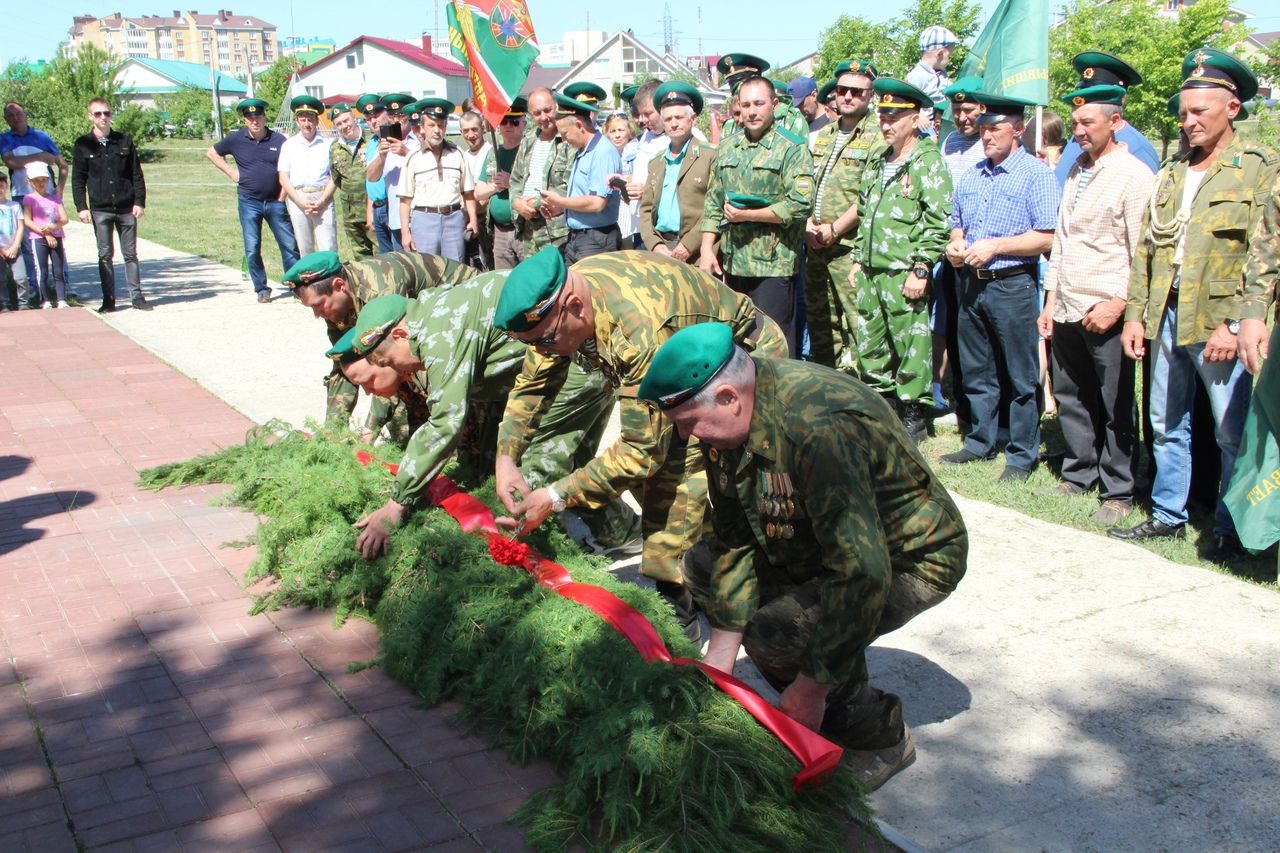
[329, 133, 371, 204]
[507, 129, 572, 245]
[390, 271, 527, 508]
[497, 252, 788, 509]
[702, 124, 814, 277]
[704, 358, 968, 685]
[774, 103, 809, 141]
[1126, 135, 1279, 344]
[809, 111, 882, 238]
[855, 138, 953, 270]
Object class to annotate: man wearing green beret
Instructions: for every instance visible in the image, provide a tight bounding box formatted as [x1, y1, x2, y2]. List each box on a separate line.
[279, 95, 337, 256]
[714, 53, 768, 139]
[397, 98, 478, 262]
[492, 249, 788, 639]
[700, 74, 815, 357]
[476, 98, 528, 269]
[327, 104, 374, 259]
[282, 249, 478, 439]
[206, 98, 300, 303]
[637, 322, 968, 790]
[850, 78, 953, 443]
[509, 88, 574, 260]
[331, 286, 637, 560]
[1109, 48, 1279, 562]
[805, 59, 882, 370]
[638, 81, 716, 265]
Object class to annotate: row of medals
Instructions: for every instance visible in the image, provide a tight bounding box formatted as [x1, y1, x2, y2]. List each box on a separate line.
[707, 448, 797, 539]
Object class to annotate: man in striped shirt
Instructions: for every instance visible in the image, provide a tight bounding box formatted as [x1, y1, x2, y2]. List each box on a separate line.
[1037, 82, 1156, 525]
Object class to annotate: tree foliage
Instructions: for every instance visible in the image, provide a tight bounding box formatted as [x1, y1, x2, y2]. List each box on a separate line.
[254, 54, 304, 122]
[0, 44, 125, 153]
[815, 0, 982, 81]
[1049, 0, 1251, 150]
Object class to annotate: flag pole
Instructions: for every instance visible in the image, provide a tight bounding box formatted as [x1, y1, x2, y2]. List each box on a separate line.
[1035, 105, 1043, 156]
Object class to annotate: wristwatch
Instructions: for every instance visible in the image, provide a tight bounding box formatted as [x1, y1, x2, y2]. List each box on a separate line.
[1226, 319, 1240, 335]
[545, 484, 567, 513]
[911, 263, 931, 279]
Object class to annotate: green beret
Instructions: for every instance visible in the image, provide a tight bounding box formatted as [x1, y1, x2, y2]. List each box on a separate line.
[655, 81, 704, 114]
[1072, 52, 1142, 89]
[328, 103, 352, 121]
[874, 78, 931, 111]
[1061, 83, 1127, 108]
[771, 79, 792, 104]
[835, 59, 877, 79]
[355, 93, 385, 114]
[348, 294, 408, 357]
[290, 95, 324, 115]
[818, 79, 837, 104]
[619, 84, 640, 104]
[282, 251, 343, 289]
[418, 97, 454, 121]
[725, 192, 772, 209]
[1181, 47, 1257, 103]
[236, 98, 268, 116]
[943, 75, 984, 104]
[382, 93, 413, 114]
[326, 327, 362, 364]
[494, 247, 568, 333]
[971, 90, 1038, 124]
[563, 82, 608, 106]
[638, 323, 735, 410]
[553, 90, 599, 117]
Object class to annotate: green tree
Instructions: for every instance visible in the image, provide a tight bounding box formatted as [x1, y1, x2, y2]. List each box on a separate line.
[815, 0, 981, 81]
[1049, 0, 1249, 154]
[254, 54, 304, 122]
[0, 44, 125, 153]
[154, 84, 222, 138]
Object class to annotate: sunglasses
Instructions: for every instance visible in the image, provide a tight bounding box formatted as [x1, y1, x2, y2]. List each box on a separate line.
[500, 116, 525, 126]
[835, 86, 869, 98]
[506, 294, 566, 348]
[93, 110, 112, 117]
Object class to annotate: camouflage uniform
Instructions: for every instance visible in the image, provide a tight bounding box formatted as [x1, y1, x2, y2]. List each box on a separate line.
[804, 112, 881, 368]
[685, 358, 967, 748]
[387, 272, 632, 548]
[329, 132, 374, 259]
[324, 253, 478, 439]
[508, 130, 572, 259]
[497, 252, 789, 582]
[774, 102, 809, 141]
[852, 138, 953, 403]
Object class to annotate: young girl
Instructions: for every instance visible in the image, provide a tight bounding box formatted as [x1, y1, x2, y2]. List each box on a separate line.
[22, 161, 70, 309]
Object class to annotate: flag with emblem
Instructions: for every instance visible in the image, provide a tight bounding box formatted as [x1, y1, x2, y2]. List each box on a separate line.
[447, 0, 541, 129]
[958, 0, 1050, 104]
[1224, 342, 1280, 552]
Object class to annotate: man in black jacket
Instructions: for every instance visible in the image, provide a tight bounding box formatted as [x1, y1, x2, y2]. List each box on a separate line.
[72, 97, 148, 312]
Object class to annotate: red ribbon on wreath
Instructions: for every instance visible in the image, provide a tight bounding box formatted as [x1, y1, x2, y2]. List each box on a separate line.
[356, 451, 842, 789]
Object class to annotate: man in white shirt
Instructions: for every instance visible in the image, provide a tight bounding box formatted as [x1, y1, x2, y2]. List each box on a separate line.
[278, 95, 336, 254]
[397, 99, 477, 262]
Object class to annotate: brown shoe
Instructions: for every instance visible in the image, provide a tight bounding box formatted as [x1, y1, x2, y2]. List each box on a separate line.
[840, 724, 916, 791]
[1092, 499, 1133, 526]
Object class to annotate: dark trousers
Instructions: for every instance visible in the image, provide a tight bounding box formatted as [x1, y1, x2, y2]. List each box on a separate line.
[32, 239, 67, 303]
[236, 197, 299, 294]
[956, 268, 1040, 470]
[1050, 319, 1137, 500]
[563, 224, 621, 264]
[91, 210, 141, 304]
[370, 202, 401, 254]
[726, 274, 797, 358]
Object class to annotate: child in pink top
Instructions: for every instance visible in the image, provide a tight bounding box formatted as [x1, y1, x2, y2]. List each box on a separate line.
[22, 161, 69, 308]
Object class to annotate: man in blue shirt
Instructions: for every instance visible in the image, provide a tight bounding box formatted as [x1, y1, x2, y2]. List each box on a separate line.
[539, 90, 621, 264]
[2, 101, 65, 301]
[940, 92, 1061, 481]
[356, 94, 400, 254]
[1054, 52, 1159, 184]
[205, 98, 300, 303]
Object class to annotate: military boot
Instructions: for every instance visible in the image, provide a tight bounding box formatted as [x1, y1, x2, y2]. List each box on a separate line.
[898, 401, 928, 444]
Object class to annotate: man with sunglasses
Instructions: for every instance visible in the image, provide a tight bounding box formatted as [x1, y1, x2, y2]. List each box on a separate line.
[803, 60, 881, 369]
[328, 287, 637, 561]
[72, 97, 149, 312]
[356, 94, 398, 253]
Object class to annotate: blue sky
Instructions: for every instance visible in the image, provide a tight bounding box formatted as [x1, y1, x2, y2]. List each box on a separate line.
[5, 0, 1275, 69]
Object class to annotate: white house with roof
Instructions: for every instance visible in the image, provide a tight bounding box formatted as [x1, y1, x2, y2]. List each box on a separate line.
[117, 56, 247, 110]
[289, 35, 469, 108]
[549, 30, 721, 110]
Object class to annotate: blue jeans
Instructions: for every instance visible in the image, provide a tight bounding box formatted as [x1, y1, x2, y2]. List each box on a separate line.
[370, 203, 401, 254]
[237, 197, 299, 293]
[956, 268, 1041, 470]
[1148, 299, 1250, 534]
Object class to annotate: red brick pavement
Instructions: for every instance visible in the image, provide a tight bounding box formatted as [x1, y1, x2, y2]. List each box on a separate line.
[0, 311, 556, 852]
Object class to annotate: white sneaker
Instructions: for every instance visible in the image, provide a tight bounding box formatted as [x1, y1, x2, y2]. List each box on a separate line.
[57, 300, 71, 308]
[41, 302, 52, 309]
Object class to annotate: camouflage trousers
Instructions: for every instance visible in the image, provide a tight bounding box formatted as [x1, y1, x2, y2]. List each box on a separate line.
[338, 196, 374, 259]
[516, 216, 567, 261]
[683, 548, 951, 749]
[852, 266, 933, 404]
[803, 242, 858, 370]
[517, 366, 639, 549]
[626, 403, 709, 583]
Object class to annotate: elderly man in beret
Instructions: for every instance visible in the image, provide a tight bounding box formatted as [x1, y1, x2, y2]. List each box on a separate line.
[331, 285, 636, 560]
[637, 82, 716, 265]
[1109, 49, 1278, 562]
[638, 322, 968, 790]
[207, 98, 301, 303]
[492, 248, 788, 640]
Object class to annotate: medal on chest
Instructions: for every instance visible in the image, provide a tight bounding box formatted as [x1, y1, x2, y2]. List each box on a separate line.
[757, 471, 796, 538]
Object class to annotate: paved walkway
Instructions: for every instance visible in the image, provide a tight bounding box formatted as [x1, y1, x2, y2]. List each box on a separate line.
[3, 223, 1278, 851]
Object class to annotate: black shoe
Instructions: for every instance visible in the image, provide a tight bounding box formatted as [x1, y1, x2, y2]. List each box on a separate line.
[654, 580, 704, 645]
[1106, 518, 1186, 541]
[997, 465, 1031, 483]
[257, 291, 272, 304]
[899, 402, 928, 445]
[1206, 533, 1246, 565]
[939, 448, 995, 465]
[131, 296, 153, 311]
[97, 301, 116, 314]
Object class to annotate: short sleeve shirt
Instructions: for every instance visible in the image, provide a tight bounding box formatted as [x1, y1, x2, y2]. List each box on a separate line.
[23, 192, 65, 240]
[213, 128, 287, 201]
[277, 132, 333, 188]
[0, 128, 60, 197]
[396, 143, 474, 208]
[952, 146, 1061, 270]
[565, 132, 621, 230]
[0, 199, 22, 243]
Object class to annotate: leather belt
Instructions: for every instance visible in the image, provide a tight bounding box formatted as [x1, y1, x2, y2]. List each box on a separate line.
[570, 223, 620, 235]
[966, 263, 1036, 282]
[492, 221, 516, 230]
[413, 203, 462, 214]
[295, 185, 325, 193]
[371, 199, 388, 208]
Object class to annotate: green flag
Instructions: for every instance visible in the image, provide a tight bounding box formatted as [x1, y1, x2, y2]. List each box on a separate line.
[445, 2, 468, 67]
[958, 0, 1050, 105]
[1225, 336, 1280, 552]
[448, 0, 541, 129]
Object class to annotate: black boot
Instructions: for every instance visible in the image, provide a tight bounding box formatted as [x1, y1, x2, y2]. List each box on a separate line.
[898, 401, 928, 444]
[654, 580, 704, 645]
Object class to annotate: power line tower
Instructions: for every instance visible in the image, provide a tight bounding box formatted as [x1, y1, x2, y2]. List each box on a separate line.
[663, 3, 674, 55]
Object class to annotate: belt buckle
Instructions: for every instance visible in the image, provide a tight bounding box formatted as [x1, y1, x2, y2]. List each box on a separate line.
[975, 267, 995, 281]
